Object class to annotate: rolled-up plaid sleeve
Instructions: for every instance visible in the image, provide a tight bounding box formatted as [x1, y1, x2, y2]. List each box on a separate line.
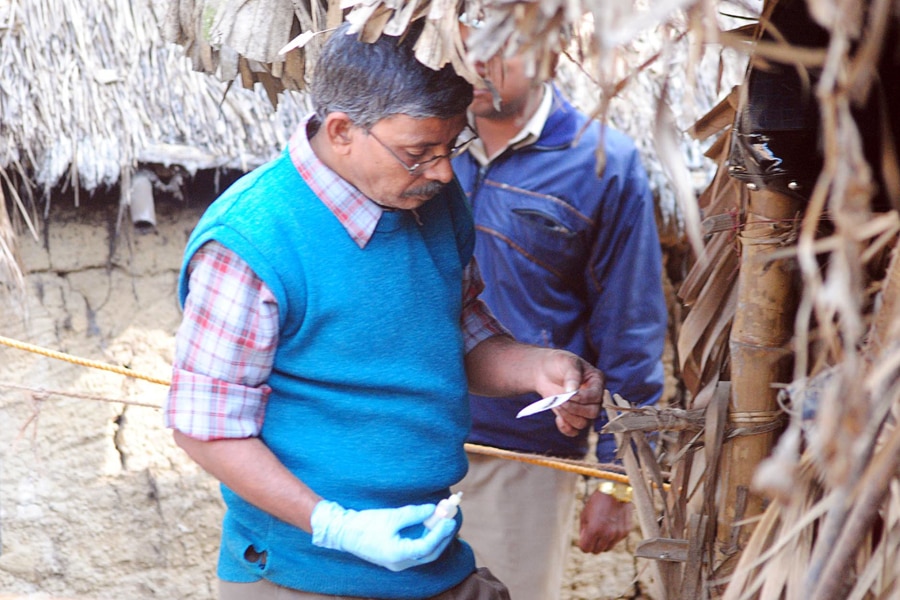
[164, 242, 279, 440]
[461, 257, 509, 353]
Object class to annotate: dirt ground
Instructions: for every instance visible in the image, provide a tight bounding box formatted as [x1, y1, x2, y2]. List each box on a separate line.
[0, 188, 660, 599]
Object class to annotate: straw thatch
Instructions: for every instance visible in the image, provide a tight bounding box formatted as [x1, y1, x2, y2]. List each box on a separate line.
[0, 0, 309, 193]
[1, 0, 744, 296]
[161, 0, 755, 249]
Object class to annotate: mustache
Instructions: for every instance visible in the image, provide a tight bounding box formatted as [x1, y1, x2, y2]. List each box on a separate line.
[401, 181, 445, 199]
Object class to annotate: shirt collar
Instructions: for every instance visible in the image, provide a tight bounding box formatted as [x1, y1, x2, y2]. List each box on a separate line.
[467, 82, 553, 165]
[289, 113, 384, 249]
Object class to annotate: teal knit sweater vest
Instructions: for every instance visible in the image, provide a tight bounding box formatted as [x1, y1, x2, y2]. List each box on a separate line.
[180, 150, 477, 598]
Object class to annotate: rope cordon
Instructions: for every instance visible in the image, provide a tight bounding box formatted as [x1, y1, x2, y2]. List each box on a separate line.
[0, 333, 649, 486]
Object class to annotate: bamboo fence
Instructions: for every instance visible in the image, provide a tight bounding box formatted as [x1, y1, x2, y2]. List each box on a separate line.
[602, 1, 900, 598]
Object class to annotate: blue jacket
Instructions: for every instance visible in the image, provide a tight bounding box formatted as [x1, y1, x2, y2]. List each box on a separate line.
[453, 88, 667, 461]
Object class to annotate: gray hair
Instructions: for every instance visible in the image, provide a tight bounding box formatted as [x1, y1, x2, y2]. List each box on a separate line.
[310, 21, 473, 129]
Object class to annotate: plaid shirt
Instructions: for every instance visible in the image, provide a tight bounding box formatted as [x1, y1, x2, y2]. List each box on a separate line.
[165, 115, 507, 440]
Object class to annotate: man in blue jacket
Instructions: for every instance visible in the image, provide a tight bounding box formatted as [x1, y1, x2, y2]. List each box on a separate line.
[451, 30, 667, 600]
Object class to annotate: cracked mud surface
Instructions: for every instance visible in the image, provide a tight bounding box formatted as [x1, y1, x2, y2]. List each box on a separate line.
[0, 195, 653, 599]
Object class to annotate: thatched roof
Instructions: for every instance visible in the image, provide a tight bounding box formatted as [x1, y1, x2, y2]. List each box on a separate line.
[0, 0, 309, 200]
[1, 0, 748, 293]
[0, 0, 316, 295]
[161, 0, 755, 237]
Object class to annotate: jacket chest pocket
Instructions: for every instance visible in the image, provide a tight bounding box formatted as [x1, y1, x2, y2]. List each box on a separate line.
[475, 183, 590, 283]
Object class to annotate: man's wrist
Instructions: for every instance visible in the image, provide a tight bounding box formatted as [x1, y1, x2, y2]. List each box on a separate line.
[597, 480, 633, 503]
[310, 499, 345, 548]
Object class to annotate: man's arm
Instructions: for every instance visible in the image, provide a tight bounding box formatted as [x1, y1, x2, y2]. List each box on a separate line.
[174, 432, 321, 531]
[586, 138, 667, 459]
[464, 334, 604, 437]
[168, 243, 321, 530]
[580, 134, 666, 552]
[167, 242, 456, 571]
[459, 256, 604, 436]
[173, 431, 456, 571]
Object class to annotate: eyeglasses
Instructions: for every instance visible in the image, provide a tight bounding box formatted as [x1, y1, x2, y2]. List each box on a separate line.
[366, 125, 478, 176]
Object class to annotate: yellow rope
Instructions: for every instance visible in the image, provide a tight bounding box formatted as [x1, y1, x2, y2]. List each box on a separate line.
[1, 333, 664, 488]
[464, 443, 631, 484]
[0, 334, 171, 386]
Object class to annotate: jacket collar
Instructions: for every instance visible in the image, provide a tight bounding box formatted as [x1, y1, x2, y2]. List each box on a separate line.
[531, 86, 581, 150]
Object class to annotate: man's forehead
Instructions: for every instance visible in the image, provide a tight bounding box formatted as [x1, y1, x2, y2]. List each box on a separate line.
[376, 114, 467, 141]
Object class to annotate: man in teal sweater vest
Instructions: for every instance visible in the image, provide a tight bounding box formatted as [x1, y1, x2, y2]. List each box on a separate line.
[164, 20, 605, 600]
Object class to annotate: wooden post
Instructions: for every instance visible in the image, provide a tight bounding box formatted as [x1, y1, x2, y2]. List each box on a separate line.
[718, 188, 802, 553]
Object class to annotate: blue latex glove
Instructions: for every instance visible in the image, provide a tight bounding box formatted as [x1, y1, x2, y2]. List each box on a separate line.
[310, 500, 457, 571]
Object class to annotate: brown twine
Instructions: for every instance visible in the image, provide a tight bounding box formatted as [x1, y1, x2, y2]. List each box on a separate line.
[0, 333, 656, 487]
[0, 381, 162, 409]
[737, 211, 801, 246]
[729, 409, 784, 424]
[726, 409, 787, 439]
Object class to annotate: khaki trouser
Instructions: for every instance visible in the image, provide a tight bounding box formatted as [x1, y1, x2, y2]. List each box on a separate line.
[451, 453, 580, 600]
[219, 567, 510, 600]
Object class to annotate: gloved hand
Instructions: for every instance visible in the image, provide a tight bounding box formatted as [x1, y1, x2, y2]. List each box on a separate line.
[310, 500, 457, 571]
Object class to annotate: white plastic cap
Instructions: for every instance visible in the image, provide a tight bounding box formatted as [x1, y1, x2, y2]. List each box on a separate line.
[424, 491, 464, 529]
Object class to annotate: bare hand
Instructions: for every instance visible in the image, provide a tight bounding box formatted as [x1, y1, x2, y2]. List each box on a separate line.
[578, 489, 632, 553]
[463, 338, 604, 435]
[536, 350, 604, 437]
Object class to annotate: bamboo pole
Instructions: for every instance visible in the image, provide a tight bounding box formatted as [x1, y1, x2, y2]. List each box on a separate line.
[718, 188, 803, 554]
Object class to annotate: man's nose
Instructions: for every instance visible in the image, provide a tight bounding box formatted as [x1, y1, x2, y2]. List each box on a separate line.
[423, 155, 454, 184]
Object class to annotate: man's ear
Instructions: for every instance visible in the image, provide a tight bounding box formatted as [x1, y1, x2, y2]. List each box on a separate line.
[322, 112, 356, 155]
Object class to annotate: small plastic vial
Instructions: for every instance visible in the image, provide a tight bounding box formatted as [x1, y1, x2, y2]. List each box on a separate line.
[424, 492, 463, 529]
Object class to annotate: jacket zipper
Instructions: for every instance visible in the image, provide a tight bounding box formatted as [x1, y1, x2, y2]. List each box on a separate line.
[473, 162, 490, 196]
